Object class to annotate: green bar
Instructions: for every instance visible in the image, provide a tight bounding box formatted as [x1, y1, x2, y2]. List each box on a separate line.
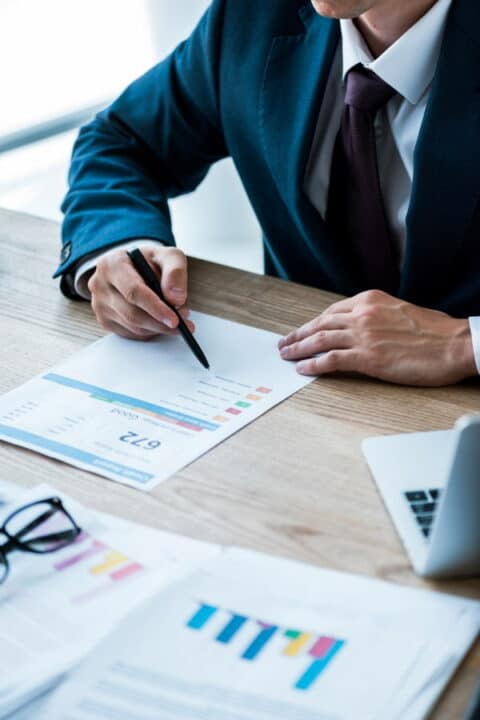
[236, 401, 251, 408]
[284, 629, 302, 639]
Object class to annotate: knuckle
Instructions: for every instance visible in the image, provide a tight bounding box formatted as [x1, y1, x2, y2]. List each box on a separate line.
[312, 330, 327, 349]
[122, 307, 142, 327]
[96, 256, 111, 275]
[87, 272, 99, 294]
[362, 289, 384, 304]
[326, 351, 341, 372]
[170, 247, 186, 261]
[355, 307, 377, 328]
[125, 282, 143, 306]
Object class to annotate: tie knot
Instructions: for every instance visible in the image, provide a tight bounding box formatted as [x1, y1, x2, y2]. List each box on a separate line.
[344, 65, 396, 113]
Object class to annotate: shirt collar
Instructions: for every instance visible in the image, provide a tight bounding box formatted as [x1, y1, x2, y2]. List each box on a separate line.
[340, 0, 453, 105]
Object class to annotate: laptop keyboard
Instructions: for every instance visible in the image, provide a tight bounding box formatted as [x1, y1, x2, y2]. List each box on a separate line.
[404, 489, 441, 539]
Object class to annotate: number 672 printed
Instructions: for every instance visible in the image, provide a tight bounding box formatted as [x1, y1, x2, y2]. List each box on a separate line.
[119, 431, 162, 450]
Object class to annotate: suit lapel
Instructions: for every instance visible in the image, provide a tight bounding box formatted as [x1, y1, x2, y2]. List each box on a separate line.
[402, 0, 480, 305]
[260, 5, 339, 214]
[259, 5, 358, 291]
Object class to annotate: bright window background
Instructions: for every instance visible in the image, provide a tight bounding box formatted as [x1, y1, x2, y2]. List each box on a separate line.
[0, 0, 262, 272]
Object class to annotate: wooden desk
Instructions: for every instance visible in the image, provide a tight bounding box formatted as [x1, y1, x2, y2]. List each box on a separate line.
[0, 207, 479, 717]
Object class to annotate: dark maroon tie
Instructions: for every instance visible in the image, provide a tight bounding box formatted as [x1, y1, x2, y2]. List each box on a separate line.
[327, 64, 400, 293]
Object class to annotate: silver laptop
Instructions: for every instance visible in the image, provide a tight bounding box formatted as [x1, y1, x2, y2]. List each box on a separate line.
[362, 415, 480, 578]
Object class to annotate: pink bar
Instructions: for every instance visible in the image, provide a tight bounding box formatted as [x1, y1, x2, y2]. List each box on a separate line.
[226, 407, 241, 415]
[176, 420, 203, 432]
[309, 636, 336, 659]
[54, 540, 106, 571]
[110, 562, 144, 581]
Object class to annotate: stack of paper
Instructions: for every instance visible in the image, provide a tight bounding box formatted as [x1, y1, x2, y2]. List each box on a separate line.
[38, 548, 480, 720]
[0, 484, 220, 718]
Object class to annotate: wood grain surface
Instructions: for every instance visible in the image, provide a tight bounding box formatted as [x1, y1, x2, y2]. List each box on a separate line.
[0, 207, 479, 718]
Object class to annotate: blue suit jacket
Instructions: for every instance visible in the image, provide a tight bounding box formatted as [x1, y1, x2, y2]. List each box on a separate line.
[57, 0, 480, 317]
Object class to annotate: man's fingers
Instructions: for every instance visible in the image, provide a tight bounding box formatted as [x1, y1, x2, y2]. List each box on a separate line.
[280, 330, 352, 360]
[321, 297, 356, 316]
[95, 292, 195, 338]
[100, 319, 158, 341]
[111, 259, 179, 328]
[155, 248, 188, 307]
[278, 313, 352, 349]
[296, 350, 361, 376]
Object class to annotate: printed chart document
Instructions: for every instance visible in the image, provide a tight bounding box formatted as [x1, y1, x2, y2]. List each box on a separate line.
[0, 484, 219, 718]
[40, 548, 480, 720]
[0, 312, 312, 490]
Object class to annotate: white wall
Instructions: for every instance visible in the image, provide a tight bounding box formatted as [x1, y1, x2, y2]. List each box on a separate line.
[0, 1, 262, 272]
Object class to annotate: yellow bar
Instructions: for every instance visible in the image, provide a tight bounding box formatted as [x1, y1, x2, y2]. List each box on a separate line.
[283, 632, 313, 657]
[89, 550, 128, 576]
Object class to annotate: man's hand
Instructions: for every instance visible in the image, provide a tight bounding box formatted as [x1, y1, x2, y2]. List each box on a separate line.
[87, 246, 194, 340]
[278, 290, 477, 386]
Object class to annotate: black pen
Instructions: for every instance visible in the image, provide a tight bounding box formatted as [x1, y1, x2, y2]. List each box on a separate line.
[464, 679, 480, 720]
[127, 249, 210, 370]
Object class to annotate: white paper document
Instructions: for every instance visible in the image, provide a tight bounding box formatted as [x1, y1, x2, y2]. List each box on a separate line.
[40, 548, 480, 720]
[0, 484, 219, 718]
[0, 312, 312, 490]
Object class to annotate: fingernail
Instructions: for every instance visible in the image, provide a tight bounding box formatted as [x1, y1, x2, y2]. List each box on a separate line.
[164, 318, 176, 329]
[280, 347, 289, 358]
[297, 361, 307, 373]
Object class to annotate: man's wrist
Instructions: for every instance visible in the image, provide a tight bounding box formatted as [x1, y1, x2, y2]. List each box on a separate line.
[468, 317, 480, 375]
[450, 318, 478, 379]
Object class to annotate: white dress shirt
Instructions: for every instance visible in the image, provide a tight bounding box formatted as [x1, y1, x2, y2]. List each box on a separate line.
[74, 0, 480, 373]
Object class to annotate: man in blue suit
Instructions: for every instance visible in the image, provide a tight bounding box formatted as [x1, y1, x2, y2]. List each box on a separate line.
[57, 0, 480, 386]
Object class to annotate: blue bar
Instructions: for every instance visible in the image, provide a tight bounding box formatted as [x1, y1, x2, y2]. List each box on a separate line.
[187, 604, 218, 630]
[0, 424, 154, 484]
[242, 625, 277, 661]
[216, 614, 248, 644]
[295, 640, 345, 691]
[43, 374, 220, 432]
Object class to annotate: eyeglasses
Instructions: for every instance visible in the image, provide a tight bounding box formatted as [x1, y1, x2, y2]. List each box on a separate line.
[0, 496, 82, 584]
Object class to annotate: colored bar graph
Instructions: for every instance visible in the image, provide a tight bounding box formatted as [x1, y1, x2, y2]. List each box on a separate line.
[111, 562, 143, 581]
[256, 387, 272, 394]
[246, 394, 261, 401]
[295, 640, 345, 691]
[235, 401, 251, 409]
[310, 636, 336, 658]
[284, 631, 313, 657]
[242, 623, 277, 661]
[90, 550, 128, 576]
[187, 603, 218, 630]
[185, 602, 346, 693]
[216, 614, 248, 644]
[43, 373, 220, 432]
[226, 407, 241, 416]
[54, 539, 106, 571]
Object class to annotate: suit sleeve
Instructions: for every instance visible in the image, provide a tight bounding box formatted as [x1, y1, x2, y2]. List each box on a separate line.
[55, 0, 228, 295]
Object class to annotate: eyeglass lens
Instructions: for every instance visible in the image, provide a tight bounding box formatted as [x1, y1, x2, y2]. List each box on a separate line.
[4, 499, 79, 552]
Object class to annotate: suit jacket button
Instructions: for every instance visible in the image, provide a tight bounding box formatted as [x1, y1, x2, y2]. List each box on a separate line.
[60, 242, 72, 263]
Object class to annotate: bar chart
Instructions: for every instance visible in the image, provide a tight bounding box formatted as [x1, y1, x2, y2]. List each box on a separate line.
[52, 529, 145, 605]
[186, 602, 346, 691]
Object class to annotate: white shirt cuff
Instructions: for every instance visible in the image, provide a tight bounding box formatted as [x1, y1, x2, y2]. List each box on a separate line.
[73, 240, 165, 299]
[468, 317, 480, 375]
